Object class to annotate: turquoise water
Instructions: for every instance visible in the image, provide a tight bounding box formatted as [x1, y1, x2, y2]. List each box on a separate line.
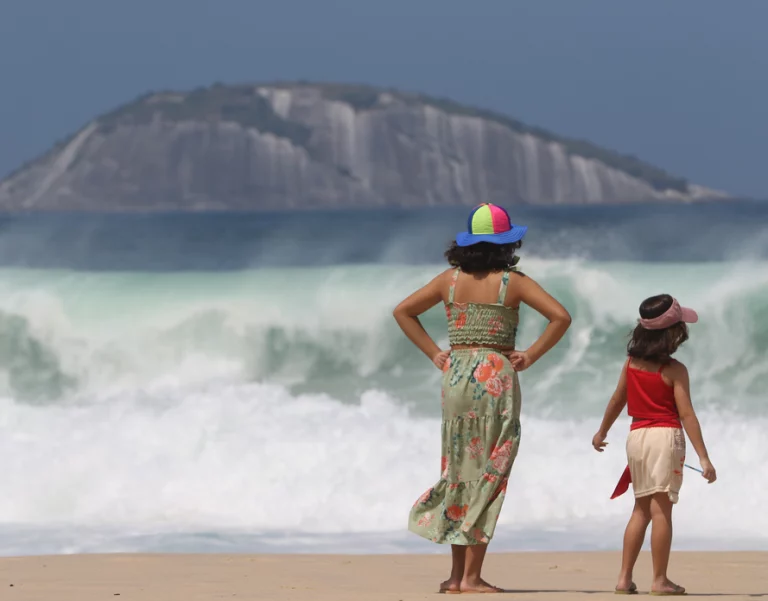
[0, 204, 767, 555]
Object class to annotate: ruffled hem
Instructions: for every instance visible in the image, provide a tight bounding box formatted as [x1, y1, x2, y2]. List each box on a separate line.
[408, 476, 508, 545]
[408, 425, 518, 545]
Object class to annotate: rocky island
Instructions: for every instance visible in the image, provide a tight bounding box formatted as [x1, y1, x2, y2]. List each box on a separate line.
[0, 82, 725, 211]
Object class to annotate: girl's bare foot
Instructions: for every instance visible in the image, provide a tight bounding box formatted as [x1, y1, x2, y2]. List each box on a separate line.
[650, 578, 686, 596]
[439, 578, 462, 594]
[615, 581, 638, 595]
[460, 577, 504, 593]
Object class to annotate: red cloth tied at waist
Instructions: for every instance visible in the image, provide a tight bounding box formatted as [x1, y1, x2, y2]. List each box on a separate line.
[610, 418, 682, 500]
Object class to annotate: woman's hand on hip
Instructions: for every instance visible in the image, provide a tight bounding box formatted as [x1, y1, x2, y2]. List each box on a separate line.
[432, 349, 451, 371]
[505, 349, 533, 371]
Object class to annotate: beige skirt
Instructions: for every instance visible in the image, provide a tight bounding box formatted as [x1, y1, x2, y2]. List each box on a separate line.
[626, 427, 686, 503]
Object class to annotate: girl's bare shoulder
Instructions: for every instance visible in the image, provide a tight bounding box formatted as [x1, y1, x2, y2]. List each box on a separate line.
[664, 359, 689, 382]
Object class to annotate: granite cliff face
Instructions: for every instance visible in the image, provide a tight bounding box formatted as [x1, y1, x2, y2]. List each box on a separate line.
[0, 83, 724, 211]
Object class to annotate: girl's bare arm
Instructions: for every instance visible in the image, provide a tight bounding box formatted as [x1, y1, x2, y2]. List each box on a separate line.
[592, 360, 629, 451]
[670, 361, 717, 482]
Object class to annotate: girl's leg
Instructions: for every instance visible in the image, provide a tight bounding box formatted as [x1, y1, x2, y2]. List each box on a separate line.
[460, 543, 503, 593]
[649, 493, 685, 594]
[617, 497, 652, 591]
[439, 545, 465, 592]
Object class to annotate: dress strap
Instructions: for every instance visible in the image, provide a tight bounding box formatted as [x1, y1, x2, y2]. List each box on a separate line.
[497, 269, 510, 304]
[448, 268, 460, 303]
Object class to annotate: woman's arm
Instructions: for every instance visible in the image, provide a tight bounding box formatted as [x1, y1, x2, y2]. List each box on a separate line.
[507, 275, 571, 370]
[592, 360, 629, 451]
[392, 270, 449, 366]
[670, 362, 717, 482]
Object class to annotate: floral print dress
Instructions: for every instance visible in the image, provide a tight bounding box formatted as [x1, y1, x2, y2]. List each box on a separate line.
[408, 268, 522, 545]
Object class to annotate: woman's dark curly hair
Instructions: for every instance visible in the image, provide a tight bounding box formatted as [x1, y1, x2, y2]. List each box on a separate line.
[444, 240, 522, 274]
[627, 294, 689, 364]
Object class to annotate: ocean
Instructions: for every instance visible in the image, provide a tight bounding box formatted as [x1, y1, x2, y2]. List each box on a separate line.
[0, 200, 766, 556]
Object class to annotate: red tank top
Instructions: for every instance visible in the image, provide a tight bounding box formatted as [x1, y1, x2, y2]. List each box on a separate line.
[626, 362, 681, 430]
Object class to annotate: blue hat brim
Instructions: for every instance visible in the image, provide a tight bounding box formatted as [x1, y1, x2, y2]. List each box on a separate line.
[455, 225, 528, 247]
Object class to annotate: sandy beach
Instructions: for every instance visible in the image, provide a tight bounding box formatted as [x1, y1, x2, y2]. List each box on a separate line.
[0, 552, 765, 600]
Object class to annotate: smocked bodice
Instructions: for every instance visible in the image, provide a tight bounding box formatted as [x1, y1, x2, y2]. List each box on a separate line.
[445, 268, 519, 347]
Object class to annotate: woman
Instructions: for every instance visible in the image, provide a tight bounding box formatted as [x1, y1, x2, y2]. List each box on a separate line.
[393, 203, 571, 594]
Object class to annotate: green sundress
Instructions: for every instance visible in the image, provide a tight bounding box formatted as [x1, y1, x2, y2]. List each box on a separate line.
[408, 267, 522, 545]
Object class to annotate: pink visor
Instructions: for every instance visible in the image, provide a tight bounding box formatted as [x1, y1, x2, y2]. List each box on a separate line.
[639, 298, 698, 330]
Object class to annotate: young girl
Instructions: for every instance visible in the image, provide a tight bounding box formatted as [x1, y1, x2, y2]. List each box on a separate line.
[592, 294, 717, 596]
[394, 203, 571, 594]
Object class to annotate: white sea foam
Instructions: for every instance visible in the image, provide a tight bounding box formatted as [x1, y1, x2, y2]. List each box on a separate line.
[0, 382, 765, 555]
[0, 260, 766, 554]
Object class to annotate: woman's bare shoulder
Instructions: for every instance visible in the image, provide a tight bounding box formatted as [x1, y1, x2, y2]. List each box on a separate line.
[505, 269, 534, 296]
[430, 267, 456, 294]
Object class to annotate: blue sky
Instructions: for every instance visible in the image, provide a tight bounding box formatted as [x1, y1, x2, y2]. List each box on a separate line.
[1, 0, 766, 197]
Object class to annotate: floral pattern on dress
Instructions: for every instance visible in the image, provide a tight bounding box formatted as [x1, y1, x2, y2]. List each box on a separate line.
[445, 302, 518, 349]
[408, 348, 522, 546]
[409, 268, 521, 546]
[488, 316, 504, 335]
[466, 437, 484, 460]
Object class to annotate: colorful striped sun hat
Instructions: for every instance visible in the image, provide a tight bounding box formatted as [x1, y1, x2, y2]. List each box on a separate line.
[456, 203, 528, 247]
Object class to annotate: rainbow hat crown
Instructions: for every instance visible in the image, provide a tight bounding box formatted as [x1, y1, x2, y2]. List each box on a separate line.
[456, 203, 528, 247]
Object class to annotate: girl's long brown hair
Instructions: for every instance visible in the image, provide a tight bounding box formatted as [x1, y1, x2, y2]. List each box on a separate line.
[627, 294, 689, 364]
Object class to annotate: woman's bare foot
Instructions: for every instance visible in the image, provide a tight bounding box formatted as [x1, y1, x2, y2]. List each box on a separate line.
[460, 577, 504, 593]
[650, 578, 686, 596]
[439, 578, 462, 594]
